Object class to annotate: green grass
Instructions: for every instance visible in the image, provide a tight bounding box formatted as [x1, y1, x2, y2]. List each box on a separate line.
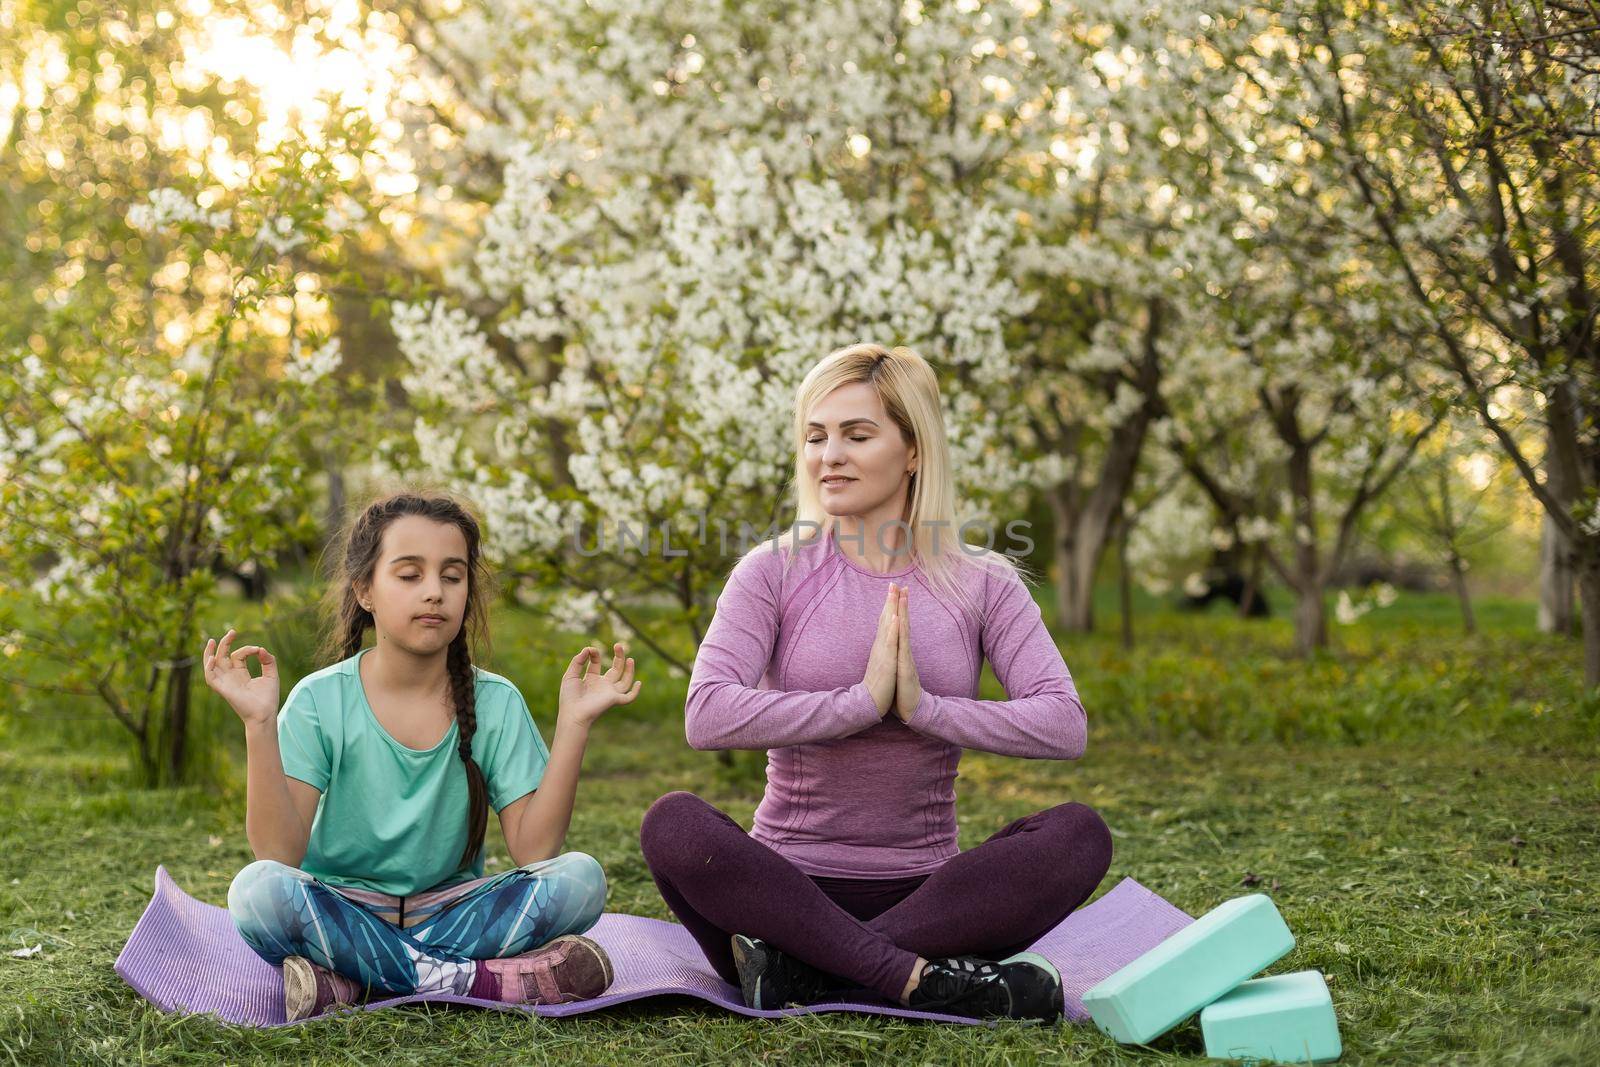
[2, 586, 1598, 1064]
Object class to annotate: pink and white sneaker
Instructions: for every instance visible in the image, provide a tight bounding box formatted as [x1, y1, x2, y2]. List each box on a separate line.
[282, 955, 366, 1021]
[482, 935, 614, 1005]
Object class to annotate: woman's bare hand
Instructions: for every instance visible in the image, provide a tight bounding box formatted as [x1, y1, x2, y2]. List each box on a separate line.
[893, 584, 923, 722]
[864, 584, 899, 715]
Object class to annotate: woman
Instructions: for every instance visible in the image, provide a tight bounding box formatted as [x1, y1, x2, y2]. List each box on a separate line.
[639, 343, 1112, 1021]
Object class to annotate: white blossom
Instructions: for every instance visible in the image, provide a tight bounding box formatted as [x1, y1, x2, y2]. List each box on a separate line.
[413, 416, 463, 474]
[1334, 590, 1369, 625]
[260, 214, 308, 255]
[322, 195, 368, 233]
[546, 589, 604, 634]
[127, 188, 232, 233]
[284, 338, 343, 386]
[393, 300, 517, 409]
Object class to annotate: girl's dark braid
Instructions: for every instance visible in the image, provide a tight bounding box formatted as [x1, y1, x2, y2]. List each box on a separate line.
[446, 627, 489, 866]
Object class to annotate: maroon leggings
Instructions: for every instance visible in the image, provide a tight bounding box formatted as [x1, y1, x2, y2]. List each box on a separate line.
[639, 791, 1114, 1001]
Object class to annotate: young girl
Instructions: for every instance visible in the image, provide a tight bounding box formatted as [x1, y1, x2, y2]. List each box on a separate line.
[206, 491, 642, 1021]
[640, 344, 1112, 1022]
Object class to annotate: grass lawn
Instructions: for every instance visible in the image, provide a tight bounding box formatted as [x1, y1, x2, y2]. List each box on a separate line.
[2, 587, 1598, 1064]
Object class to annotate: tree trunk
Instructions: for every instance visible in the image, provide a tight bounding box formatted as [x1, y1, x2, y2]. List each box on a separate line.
[1117, 518, 1134, 651]
[137, 732, 156, 786]
[1048, 431, 1152, 634]
[1577, 553, 1600, 689]
[1448, 552, 1476, 635]
[1237, 545, 1262, 618]
[161, 662, 194, 785]
[1538, 512, 1575, 635]
[1045, 301, 1165, 633]
[1283, 432, 1328, 655]
[1049, 485, 1096, 633]
[1293, 581, 1327, 657]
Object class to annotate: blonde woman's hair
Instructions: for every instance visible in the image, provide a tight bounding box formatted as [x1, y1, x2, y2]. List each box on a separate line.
[763, 342, 1026, 621]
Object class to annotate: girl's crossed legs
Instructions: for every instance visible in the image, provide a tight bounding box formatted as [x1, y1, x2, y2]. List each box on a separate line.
[228, 851, 607, 996]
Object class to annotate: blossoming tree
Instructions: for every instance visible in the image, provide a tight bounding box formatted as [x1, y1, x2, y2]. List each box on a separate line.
[0, 118, 373, 783]
[388, 0, 1281, 653]
[1212, 1, 1600, 678]
[1163, 191, 1444, 654]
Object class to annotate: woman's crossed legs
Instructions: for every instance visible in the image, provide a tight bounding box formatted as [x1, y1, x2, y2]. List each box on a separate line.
[638, 791, 1114, 1003]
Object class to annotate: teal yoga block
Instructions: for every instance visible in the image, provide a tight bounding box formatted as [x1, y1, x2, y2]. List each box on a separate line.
[1081, 893, 1295, 1044]
[1200, 969, 1341, 1063]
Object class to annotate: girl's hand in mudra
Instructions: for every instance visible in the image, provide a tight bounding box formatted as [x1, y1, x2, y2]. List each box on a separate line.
[203, 628, 279, 728]
[892, 585, 923, 722]
[559, 641, 642, 728]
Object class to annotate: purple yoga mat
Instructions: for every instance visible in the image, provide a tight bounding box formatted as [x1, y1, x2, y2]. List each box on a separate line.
[115, 866, 1192, 1026]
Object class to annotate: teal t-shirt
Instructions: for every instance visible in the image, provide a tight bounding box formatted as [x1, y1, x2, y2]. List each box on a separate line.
[276, 647, 551, 897]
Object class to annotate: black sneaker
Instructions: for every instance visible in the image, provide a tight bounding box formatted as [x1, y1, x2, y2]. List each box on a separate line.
[731, 934, 852, 1009]
[907, 952, 1064, 1021]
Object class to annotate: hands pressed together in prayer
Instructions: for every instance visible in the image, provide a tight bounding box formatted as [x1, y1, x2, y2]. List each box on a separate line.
[864, 584, 923, 723]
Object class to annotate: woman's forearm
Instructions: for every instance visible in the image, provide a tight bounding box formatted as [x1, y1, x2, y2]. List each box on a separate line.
[685, 680, 883, 750]
[242, 722, 312, 865]
[902, 688, 1087, 759]
[506, 717, 591, 865]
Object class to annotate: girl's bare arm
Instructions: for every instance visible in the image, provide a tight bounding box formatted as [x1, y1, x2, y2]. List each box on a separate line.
[498, 643, 640, 865]
[497, 715, 591, 865]
[240, 720, 321, 865]
[204, 630, 319, 866]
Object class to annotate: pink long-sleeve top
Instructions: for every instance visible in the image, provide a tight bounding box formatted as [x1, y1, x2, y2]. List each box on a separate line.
[684, 527, 1088, 878]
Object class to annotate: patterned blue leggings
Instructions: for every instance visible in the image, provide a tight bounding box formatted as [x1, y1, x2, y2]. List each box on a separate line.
[228, 853, 607, 995]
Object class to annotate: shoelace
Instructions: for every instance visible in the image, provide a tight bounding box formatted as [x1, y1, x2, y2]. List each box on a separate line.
[911, 958, 1012, 1016]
